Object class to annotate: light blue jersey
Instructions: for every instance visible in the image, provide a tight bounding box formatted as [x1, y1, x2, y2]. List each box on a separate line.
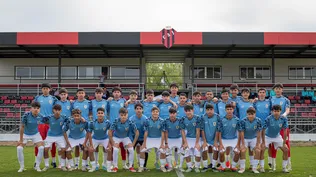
[177, 104, 186, 118]
[236, 99, 254, 119]
[72, 99, 92, 120]
[217, 100, 234, 118]
[63, 119, 89, 139]
[142, 100, 160, 118]
[108, 98, 126, 123]
[270, 96, 290, 115]
[126, 101, 141, 119]
[201, 113, 220, 145]
[217, 116, 241, 140]
[230, 96, 241, 116]
[158, 102, 174, 119]
[204, 100, 218, 114]
[55, 100, 72, 117]
[21, 112, 43, 135]
[89, 120, 111, 140]
[170, 95, 180, 104]
[110, 118, 137, 138]
[193, 102, 204, 116]
[144, 117, 165, 138]
[91, 99, 108, 120]
[240, 117, 262, 139]
[129, 114, 147, 141]
[263, 115, 288, 138]
[42, 114, 69, 136]
[180, 115, 201, 138]
[34, 95, 57, 117]
[165, 118, 181, 139]
[253, 99, 271, 122]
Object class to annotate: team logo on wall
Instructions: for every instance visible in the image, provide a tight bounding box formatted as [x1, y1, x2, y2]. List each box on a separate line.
[161, 26, 176, 49]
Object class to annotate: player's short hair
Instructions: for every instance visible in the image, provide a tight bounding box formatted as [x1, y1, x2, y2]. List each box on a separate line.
[134, 103, 143, 109]
[179, 92, 187, 97]
[241, 88, 250, 93]
[72, 109, 81, 115]
[170, 83, 178, 88]
[246, 107, 256, 114]
[97, 107, 105, 113]
[230, 84, 239, 90]
[161, 91, 170, 97]
[76, 88, 85, 93]
[59, 88, 68, 94]
[272, 105, 282, 111]
[151, 107, 160, 112]
[169, 107, 177, 113]
[184, 104, 194, 111]
[205, 90, 213, 94]
[146, 89, 154, 95]
[258, 88, 266, 92]
[31, 101, 41, 108]
[221, 89, 229, 94]
[112, 86, 122, 93]
[53, 104, 62, 111]
[119, 107, 128, 114]
[41, 83, 51, 89]
[205, 103, 214, 110]
[95, 87, 104, 93]
[225, 103, 234, 109]
[193, 91, 202, 96]
[129, 90, 138, 95]
[273, 83, 283, 89]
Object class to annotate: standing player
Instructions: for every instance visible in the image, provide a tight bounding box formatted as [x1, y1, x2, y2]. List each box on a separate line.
[140, 107, 166, 172]
[238, 107, 262, 174]
[125, 90, 140, 119]
[33, 83, 58, 168]
[200, 104, 220, 172]
[192, 91, 205, 116]
[109, 108, 139, 172]
[142, 89, 160, 118]
[170, 83, 180, 104]
[180, 104, 202, 173]
[229, 84, 241, 116]
[270, 83, 291, 170]
[217, 104, 241, 172]
[217, 89, 234, 118]
[204, 90, 218, 114]
[260, 105, 290, 173]
[55, 88, 72, 118]
[89, 107, 112, 172]
[236, 88, 254, 119]
[17, 102, 45, 172]
[159, 91, 176, 120]
[72, 88, 92, 121]
[177, 93, 188, 118]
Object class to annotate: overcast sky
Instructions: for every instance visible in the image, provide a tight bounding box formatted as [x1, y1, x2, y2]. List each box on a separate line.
[0, 0, 315, 32]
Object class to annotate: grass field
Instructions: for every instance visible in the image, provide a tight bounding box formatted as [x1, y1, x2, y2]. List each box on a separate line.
[0, 146, 315, 177]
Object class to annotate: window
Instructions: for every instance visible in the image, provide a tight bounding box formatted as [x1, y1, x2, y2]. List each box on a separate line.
[46, 67, 77, 79]
[15, 67, 45, 79]
[289, 66, 316, 79]
[192, 66, 221, 79]
[240, 66, 270, 79]
[110, 66, 139, 79]
[78, 66, 102, 79]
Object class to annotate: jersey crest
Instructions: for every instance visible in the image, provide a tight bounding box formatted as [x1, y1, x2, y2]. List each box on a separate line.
[84, 105, 87, 109]
[102, 104, 105, 108]
[120, 103, 124, 107]
[213, 122, 216, 126]
[176, 125, 179, 129]
[60, 122, 63, 126]
[280, 101, 283, 105]
[49, 100, 53, 104]
[193, 122, 196, 127]
[80, 128, 84, 131]
[265, 104, 269, 108]
[232, 124, 236, 128]
[254, 125, 257, 129]
[67, 106, 70, 110]
[103, 127, 107, 131]
[279, 123, 282, 128]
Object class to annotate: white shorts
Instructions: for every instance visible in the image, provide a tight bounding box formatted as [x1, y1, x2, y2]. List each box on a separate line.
[113, 137, 132, 146]
[168, 138, 182, 149]
[146, 138, 162, 149]
[245, 138, 257, 150]
[222, 139, 238, 149]
[93, 139, 109, 149]
[23, 133, 42, 144]
[265, 135, 283, 149]
[45, 136, 66, 149]
[186, 138, 202, 157]
[68, 137, 85, 151]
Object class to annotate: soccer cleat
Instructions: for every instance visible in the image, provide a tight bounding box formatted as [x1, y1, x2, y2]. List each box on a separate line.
[287, 163, 292, 171]
[207, 163, 212, 169]
[259, 167, 265, 173]
[112, 167, 118, 172]
[167, 167, 173, 172]
[88, 167, 96, 172]
[201, 167, 208, 172]
[58, 164, 61, 169]
[217, 163, 221, 168]
[179, 168, 185, 172]
[238, 168, 245, 174]
[230, 167, 238, 172]
[283, 168, 290, 173]
[74, 164, 79, 170]
[252, 169, 260, 174]
[95, 166, 99, 171]
[86, 164, 91, 170]
[155, 162, 160, 170]
[272, 164, 276, 171]
[123, 164, 129, 170]
[268, 163, 272, 170]
[194, 167, 200, 173]
[129, 167, 136, 172]
[212, 167, 219, 172]
[225, 161, 231, 168]
[61, 167, 68, 171]
[185, 167, 193, 172]
[249, 165, 253, 170]
[217, 166, 225, 172]
[138, 167, 144, 172]
[102, 165, 107, 171]
[17, 168, 26, 172]
[160, 166, 167, 172]
[35, 166, 42, 172]
[42, 166, 49, 172]
[68, 167, 74, 171]
[51, 162, 57, 168]
[82, 166, 87, 172]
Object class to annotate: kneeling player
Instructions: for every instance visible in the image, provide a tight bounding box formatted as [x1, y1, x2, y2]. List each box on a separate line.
[109, 108, 139, 172]
[42, 104, 69, 171]
[200, 104, 221, 172]
[89, 107, 112, 172]
[261, 105, 289, 173]
[238, 107, 262, 174]
[17, 102, 44, 172]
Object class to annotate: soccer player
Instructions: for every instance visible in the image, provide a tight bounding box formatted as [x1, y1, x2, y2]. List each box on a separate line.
[217, 89, 234, 118]
[180, 104, 202, 172]
[229, 84, 241, 116]
[33, 83, 58, 168]
[164, 107, 182, 171]
[217, 104, 241, 172]
[63, 109, 91, 171]
[260, 105, 290, 173]
[270, 83, 291, 170]
[238, 107, 262, 174]
[41, 104, 69, 171]
[129, 103, 148, 171]
[17, 101, 45, 172]
[55, 88, 72, 118]
[253, 88, 272, 123]
[204, 90, 218, 114]
[170, 83, 180, 104]
[92, 87, 108, 121]
[192, 91, 205, 116]
[158, 91, 175, 119]
[142, 89, 160, 118]
[72, 88, 92, 121]
[177, 93, 188, 118]
[140, 107, 166, 172]
[125, 90, 140, 118]
[236, 88, 254, 119]
[89, 107, 112, 172]
[200, 104, 221, 172]
[109, 108, 139, 172]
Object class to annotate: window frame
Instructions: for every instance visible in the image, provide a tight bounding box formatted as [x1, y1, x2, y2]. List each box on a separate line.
[239, 65, 271, 80]
[15, 66, 46, 80]
[288, 66, 316, 80]
[109, 65, 140, 79]
[189, 65, 222, 80]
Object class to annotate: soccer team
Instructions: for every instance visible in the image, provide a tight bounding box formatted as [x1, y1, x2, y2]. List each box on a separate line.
[16, 83, 292, 173]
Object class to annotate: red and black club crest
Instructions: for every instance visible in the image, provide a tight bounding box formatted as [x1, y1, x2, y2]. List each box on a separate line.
[161, 27, 176, 49]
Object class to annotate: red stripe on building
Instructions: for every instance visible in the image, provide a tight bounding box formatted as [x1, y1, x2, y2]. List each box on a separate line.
[140, 32, 202, 45]
[17, 32, 78, 45]
[264, 32, 316, 45]
[140, 32, 161, 44]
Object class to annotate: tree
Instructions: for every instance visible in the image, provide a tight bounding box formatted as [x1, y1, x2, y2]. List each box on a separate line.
[146, 63, 183, 90]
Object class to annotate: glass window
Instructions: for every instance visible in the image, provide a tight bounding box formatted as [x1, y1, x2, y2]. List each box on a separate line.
[125, 67, 139, 79]
[296, 67, 303, 78]
[78, 66, 101, 79]
[62, 67, 77, 79]
[248, 67, 254, 78]
[46, 67, 58, 79]
[240, 66, 270, 80]
[16, 67, 30, 79]
[289, 67, 296, 79]
[312, 67, 316, 78]
[194, 67, 205, 79]
[304, 67, 311, 79]
[110, 67, 125, 79]
[206, 67, 214, 78]
[240, 67, 247, 78]
[262, 67, 270, 79]
[214, 67, 221, 78]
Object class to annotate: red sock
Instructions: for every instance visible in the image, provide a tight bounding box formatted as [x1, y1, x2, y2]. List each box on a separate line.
[51, 143, 56, 157]
[271, 144, 277, 158]
[119, 142, 126, 161]
[286, 140, 291, 157]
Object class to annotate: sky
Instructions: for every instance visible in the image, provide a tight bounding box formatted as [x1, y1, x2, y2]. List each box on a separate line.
[0, 0, 315, 32]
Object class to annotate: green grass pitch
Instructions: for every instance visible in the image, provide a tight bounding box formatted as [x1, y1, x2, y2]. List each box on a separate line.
[0, 146, 315, 177]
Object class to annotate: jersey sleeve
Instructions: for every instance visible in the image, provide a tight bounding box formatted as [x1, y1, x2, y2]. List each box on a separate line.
[196, 116, 201, 129]
[130, 121, 138, 133]
[239, 120, 245, 132]
[21, 113, 28, 125]
[84, 122, 89, 131]
[88, 101, 92, 111]
[143, 119, 149, 132]
[200, 117, 205, 131]
[160, 119, 166, 132]
[88, 121, 94, 132]
[282, 118, 289, 129]
[110, 119, 117, 130]
[33, 95, 40, 103]
[236, 118, 242, 132]
[179, 117, 185, 130]
[106, 120, 111, 130]
[285, 98, 290, 108]
[62, 121, 69, 132]
[263, 118, 269, 129]
[217, 119, 223, 133]
[52, 96, 58, 105]
[41, 116, 50, 123]
[256, 118, 262, 131]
